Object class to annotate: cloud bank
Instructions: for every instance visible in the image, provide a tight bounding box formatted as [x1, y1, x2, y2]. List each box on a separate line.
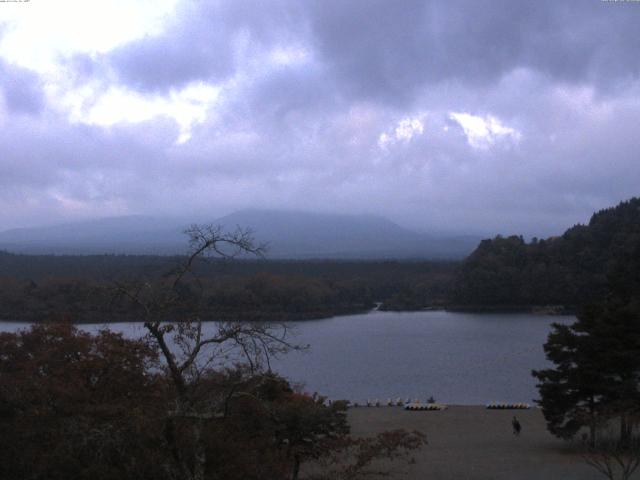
[1, 0, 640, 236]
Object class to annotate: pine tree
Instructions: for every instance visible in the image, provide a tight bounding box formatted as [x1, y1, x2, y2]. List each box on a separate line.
[533, 241, 640, 446]
[533, 320, 607, 444]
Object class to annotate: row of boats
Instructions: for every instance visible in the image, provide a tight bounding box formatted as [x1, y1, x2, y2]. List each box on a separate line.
[405, 403, 447, 411]
[349, 399, 531, 410]
[485, 402, 531, 409]
[352, 398, 436, 407]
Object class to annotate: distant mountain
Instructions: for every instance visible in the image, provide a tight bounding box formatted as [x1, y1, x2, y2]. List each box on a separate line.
[215, 209, 478, 259]
[0, 210, 480, 259]
[0, 216, 188, 255]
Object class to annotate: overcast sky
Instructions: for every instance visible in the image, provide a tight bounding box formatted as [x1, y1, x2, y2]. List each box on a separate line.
[1, 0, 639, 236]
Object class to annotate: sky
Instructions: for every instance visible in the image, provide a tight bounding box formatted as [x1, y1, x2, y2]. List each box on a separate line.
[1, 0, 640, 237]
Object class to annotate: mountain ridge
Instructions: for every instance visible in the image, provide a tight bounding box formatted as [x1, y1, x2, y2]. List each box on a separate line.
[0, 210, 479, 259]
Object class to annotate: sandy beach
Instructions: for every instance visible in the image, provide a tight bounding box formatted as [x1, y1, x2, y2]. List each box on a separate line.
[347, 406, 612, 480]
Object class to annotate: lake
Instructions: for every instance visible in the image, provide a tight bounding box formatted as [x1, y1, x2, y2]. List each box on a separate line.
[0, 310, 573, 405]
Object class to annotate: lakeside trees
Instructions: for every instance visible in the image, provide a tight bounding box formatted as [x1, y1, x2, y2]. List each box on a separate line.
[0, 323, 426, 480]
[531, 302, 640, 446]
[0, 251, 456, 322]
[533, 230, 640, 478]
[0, 324, 165, 480]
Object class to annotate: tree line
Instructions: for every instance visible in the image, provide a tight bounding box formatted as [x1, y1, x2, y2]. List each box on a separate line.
[0, 253, 456, 322]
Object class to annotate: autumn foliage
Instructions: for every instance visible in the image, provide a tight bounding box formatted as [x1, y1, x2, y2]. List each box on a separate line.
[0, 323, 425, 480]
[0, 323, 165, 480]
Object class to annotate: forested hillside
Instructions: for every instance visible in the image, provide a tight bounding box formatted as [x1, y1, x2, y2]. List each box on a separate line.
[452, 197, 640, 309]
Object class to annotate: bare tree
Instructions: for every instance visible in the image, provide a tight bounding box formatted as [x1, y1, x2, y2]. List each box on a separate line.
[582, 438, 640, 480]
[111, 224, 427, 480]
[580, 414, 640, 480]
[114, 224, 298, 480]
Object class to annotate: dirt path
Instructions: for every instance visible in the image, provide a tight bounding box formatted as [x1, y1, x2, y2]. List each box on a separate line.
[347, 406, 616, 480]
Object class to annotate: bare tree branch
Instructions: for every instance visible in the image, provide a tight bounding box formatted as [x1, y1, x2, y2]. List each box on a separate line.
[109, 223, 294, 480]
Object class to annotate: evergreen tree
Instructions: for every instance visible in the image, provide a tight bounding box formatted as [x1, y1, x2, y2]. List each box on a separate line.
[533, 320, 607, 444]
[533, 240, 640, 446]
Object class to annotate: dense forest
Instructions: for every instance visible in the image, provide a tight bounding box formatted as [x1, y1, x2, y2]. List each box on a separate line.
[0, 253, 455, 322]
[2, 197, 638, 321]
[452, 197, 640, 310]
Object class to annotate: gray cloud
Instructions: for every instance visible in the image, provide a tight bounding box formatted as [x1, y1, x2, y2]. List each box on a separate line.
[0, 60, 45, 115]
[306, 0, 640, 104]
[98, 1, 640, 101]
[2, 0, 640, 238]
[103, 0, 306, 93]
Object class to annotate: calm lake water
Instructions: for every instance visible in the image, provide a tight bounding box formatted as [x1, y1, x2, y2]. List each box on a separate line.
[0, 310, 573, 405]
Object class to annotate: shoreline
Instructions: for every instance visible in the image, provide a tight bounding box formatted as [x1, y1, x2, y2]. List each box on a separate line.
[0, 304, 576, 324]
[9, 303, 578, 324]
[444, 304, 575, 315]
[0, 306, 373, 325]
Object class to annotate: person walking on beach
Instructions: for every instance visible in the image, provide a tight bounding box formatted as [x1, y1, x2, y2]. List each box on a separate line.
[512, 416, 521, 436]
